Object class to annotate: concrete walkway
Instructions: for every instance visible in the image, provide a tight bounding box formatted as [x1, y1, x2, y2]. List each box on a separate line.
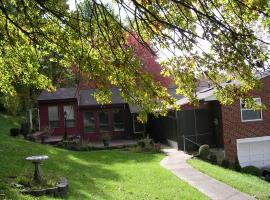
[160, 149, 256, 200]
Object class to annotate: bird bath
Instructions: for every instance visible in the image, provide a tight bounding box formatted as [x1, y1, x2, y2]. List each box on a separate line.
[26, 155, 48, 183]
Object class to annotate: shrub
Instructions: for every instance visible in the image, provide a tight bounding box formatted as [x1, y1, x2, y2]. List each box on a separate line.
[20, 123, 30, 137]
[154, 143, 161, 153]
[242, 166, 262, 177]
[25, 135, 36, 142]
[221, 159, 230, 168]
[101, 133, 111, 141]
[210, 154, 217, 164]
[10, 128, 20, 137]
[135, 136, 160, 153]
[137, 136, 153, 149]
[198, 144, 210, 160]
[234, 157, 242, 172]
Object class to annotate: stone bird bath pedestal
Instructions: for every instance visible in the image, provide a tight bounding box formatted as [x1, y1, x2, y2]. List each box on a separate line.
[26, 155, 49, 183]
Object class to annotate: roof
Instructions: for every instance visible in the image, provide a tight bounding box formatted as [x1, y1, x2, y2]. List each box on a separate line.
[37, 87, 185, 113]
[79, 88, 124, 106]
[37, 88, 78, 101]
[38, 71, 270, 108]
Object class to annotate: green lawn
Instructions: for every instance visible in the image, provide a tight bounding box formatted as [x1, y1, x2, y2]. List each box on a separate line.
[0, 114, 207, 200]
[188, 158, 270, 200]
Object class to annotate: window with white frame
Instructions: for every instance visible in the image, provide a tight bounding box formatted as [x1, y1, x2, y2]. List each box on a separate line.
[64, 105, 75, 128]
[240, 98, 262, 122]
[48, 106, 60, 128]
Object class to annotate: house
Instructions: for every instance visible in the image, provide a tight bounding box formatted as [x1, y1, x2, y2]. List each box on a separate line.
[148, 72, 270, 165]
[37, 88, 146, 141]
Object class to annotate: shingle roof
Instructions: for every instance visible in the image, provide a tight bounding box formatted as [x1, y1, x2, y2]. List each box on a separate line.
[79, 88, 124, 106]
[37, 88, 78, 101]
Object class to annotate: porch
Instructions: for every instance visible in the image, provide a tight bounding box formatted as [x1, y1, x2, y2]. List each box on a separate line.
[30, 133, 137, 149]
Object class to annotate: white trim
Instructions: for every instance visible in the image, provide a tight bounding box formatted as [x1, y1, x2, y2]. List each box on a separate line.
[240, 97, 263, 122]
[237, 136, 270, 144]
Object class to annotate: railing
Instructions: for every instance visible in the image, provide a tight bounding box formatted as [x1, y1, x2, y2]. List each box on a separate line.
[182, 132, 211, 152]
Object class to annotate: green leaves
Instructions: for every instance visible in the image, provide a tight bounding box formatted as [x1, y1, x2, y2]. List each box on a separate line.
[0, 0, 269, 118]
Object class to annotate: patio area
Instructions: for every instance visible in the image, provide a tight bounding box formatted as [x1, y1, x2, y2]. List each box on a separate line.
[30, 133, 137, 149]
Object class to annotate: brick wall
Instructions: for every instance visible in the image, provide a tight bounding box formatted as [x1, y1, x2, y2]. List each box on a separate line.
[221, 75, 270, 162]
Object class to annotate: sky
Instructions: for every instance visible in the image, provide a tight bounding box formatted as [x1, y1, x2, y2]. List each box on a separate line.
[67, 0, 81, 11]
[66, 0, 269, 64]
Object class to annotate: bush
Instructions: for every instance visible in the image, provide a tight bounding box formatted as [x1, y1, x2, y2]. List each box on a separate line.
[135, 136, 160, 153]
[234, 157, 242, 172]
[221, 159, 230, 168]
[10, 128, 20, 137]
[210, 154, 217, 164]
[198, 144, 210, 160]
[20, 123, 30, 137]
[137, 136, 153, 149]
[242, 166, 262, 177]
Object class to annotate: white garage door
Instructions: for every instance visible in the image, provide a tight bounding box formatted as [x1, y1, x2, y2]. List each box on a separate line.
[237, 136, 270, 168]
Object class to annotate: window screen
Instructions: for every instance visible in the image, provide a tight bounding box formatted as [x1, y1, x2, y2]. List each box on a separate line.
[84, 112, 95, 133]
[48, 106, 59, 128]
[99, 111, 110, 132]
[133, 115, 145, 133]
[64, 105, 75, 128]
[113, 109, 124, 131]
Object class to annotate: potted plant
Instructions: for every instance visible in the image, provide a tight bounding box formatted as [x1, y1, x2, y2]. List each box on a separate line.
[101, 133, 111, 147]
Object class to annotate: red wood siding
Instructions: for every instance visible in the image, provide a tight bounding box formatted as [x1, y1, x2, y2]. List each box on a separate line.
[39, 100, 80, 137]
[39, 101, 132, 141]
[79, 104, 131, 141]
[221, 75, 270, 162]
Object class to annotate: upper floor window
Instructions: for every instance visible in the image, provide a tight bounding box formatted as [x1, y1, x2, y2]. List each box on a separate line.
[48, 106, 60, 128]
[240, 98, 262, 122]
[64, 105, 75, 128]
[113, 109, 124, 131]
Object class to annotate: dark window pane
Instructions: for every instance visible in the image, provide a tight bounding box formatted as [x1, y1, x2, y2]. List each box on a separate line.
[66, 120, 75, 128]
[48, 106, 59, 128]
[113, 109, 124, 131]
[99, 111, 109, 132]
[242, 110, 262, 121]
[49, 121, 60, 128]
[133, 115, 145, 133]
[84, 112, 95, 133]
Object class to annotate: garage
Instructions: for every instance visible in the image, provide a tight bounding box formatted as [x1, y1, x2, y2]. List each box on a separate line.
[237, 136, 270, 168]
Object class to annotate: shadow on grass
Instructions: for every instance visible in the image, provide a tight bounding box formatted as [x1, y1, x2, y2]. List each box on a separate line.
[0, 113, 161, 199]
[0, 136, 159, 199]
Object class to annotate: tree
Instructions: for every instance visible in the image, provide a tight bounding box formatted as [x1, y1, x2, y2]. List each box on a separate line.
[0, 0, 269, 120]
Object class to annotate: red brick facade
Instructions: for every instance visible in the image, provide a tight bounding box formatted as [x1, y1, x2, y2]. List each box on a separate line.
[221, 75, 270, 162]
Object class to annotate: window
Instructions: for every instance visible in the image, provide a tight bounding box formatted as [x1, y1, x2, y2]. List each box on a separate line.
[240, 98, 262, 122]
[113, 109, 124, 131]
[64, 105, 75, 128]
[84, 112, 95, 133]
[48, 106, 59, 128]
[99, 111, 110, 132]
[133, 115, 145, 133]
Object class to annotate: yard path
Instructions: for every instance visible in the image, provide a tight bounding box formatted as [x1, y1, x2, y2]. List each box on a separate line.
[160, 149, 255, 200]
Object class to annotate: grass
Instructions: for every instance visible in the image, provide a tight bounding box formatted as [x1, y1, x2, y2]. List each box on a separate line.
[188, 158, 270, 200]
[0, 113, 208, 200]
